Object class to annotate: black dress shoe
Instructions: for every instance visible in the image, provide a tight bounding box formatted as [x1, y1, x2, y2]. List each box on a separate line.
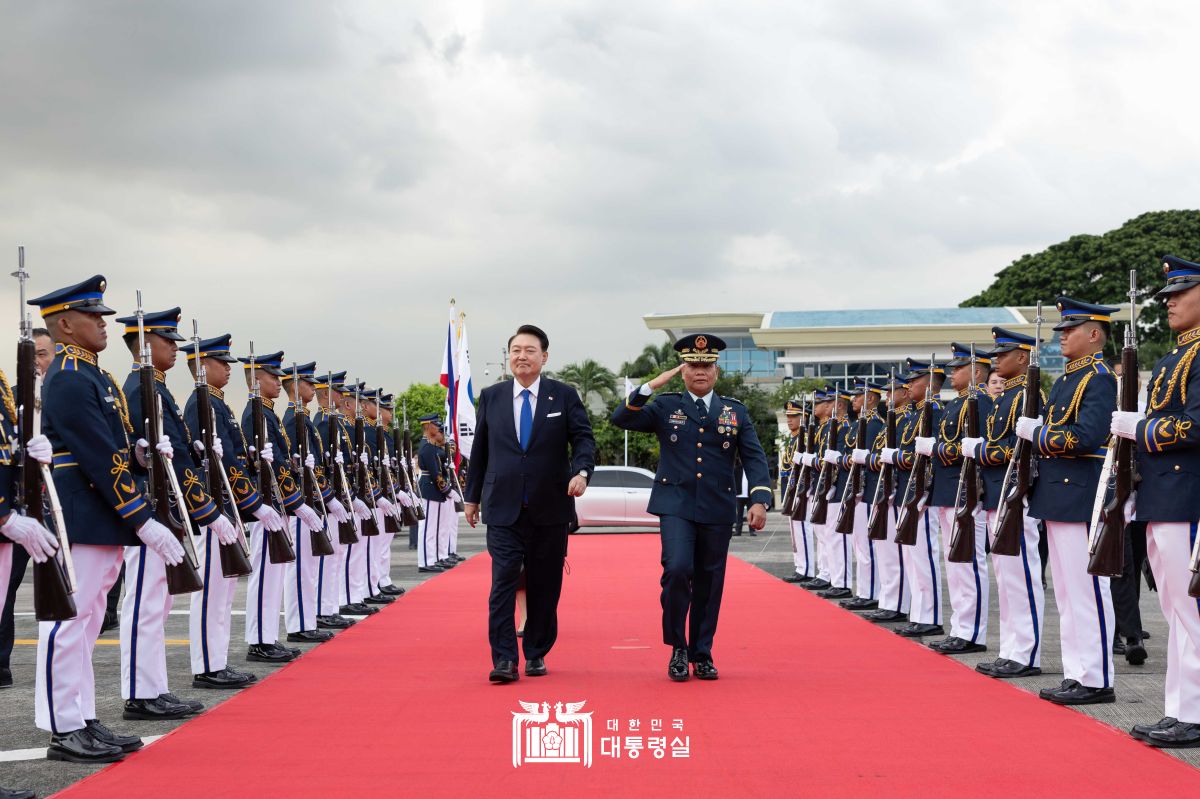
[1125, 639, 1148, 666]
[418, 565, 445, 573]
[340, 603, 378, 615]
[159, 692, 204, 715]
[448, 553, 463, 562]
[192, 669, 254, 689]
[489, 660, 519, 683]
[782, 573, 808, 583]
[85, 719, 143, 752]
[0, 666, 12, 688]
[1111, 638, 1126, 655]
[974, 659, 1000, 675]
[929, 636, 987, 654]
[364, 594, 394, 605]
[1039, 679, 1116, 706]
[817, 586, 852, 599]
[668, 647, 689, 682]
[986, 658, 1042, 678]
[270, 643, 301, 658]
[122, 696, 192, 721]
[100, 611, 119, 635]
[525, 658, 547, 677]
[863, 609, 906, 623]
[47, 728, 124, 764]
[318, 614, 355, 629]
[895, 623, 944, 638]
[225, 667, 257, 683]
[802, 578, 831, 591]
[693, 659, 719, 681]
[840, 597, 878, 611]
[379, 584, 405, 596]
[437, 559, 457, 568]
[1131, 717, 1178, 741]
[287, 630, 334, 642]
[0, 786, 35, 799]
[247, 644, 293, 663]
[1146, 721, 1200, 748]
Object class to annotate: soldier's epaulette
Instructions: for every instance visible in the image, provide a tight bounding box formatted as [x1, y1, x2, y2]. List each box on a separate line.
[721, 396, 745, 406]
[658, 392, 682, 397]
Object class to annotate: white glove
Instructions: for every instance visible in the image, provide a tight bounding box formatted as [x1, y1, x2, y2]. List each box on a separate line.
[155, 434, 173, 460]
[1, 513, 58, 563]
[304, 453, 315, 470]
[791, 448, 803, 465]
[395, 491, 413, 508]
[260, 442, 274, 464]
[359, 452, 369, 467]
[26, 434, 52, 465]
[192, 440, 205, 456]
[822, 450, 841, 465]
[252, 504, 285, 531]
[880, 447, 899, 465]
[352, 498, 372, 521]
[449, 489, 463, 504]
[851, 448, 868, 465]
[212, 436, 224, 460]
[295, 504, 322, 530]
[377, 497, 395, 515]
[383, 455, 393, 468]
[334, 450, 345, 465]
[1111, 410, 1144, 441]
[209, 514, 240, 546]
[960, 436, 984, 460]
[1015, 415, 1044, 442]
[136, 519, 185, 566]
[801, 453, 817, 468]
[327, 498, 351, 524]
[915, 436, 935, 457]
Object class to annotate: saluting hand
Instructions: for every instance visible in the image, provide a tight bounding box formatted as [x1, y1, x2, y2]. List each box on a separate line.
[646, 364, 683, 392]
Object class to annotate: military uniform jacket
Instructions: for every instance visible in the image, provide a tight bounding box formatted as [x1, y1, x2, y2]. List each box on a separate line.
[43, 344, 151, 545]
[832, 415, 854, 497]
[1133, 328, 1200, 522]
[418, 440, 452, 501]
[892, 402, 927, 508]
[122, 368, 221, 529]
[0, 368, 19, 539]
[283, 403, 334, 505]
[612, 389, 771, 524]
[780, 433, 798, 485]
[1028, 354, 1116, 523]
[810, 417, 836, 499]
[931, 387, 993, 508]
[859, 411, 887, 500]
[979, 375, 1027, 512]
[240, 398, 303, 514]
[314, 408, 358, 504]
[184, 386, 264, 522]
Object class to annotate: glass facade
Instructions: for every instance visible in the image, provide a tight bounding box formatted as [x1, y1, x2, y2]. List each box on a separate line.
[714, 335, 781, 377]
[788, 361, 905, 381]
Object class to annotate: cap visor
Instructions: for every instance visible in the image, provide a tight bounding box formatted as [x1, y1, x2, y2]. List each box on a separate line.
[1158, 280, 1200, 296]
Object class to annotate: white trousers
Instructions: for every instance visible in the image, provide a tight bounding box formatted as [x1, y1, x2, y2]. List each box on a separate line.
[0, 544, 11, 626]
[936, 506, 990, 645]
[190, 526, 238, 674]
[817, 502, 852, 588]
[317, 538, 346, 616]
[244, 521, 286, 646]
[419, 499, 455, 568]
[284, 516, 321, 634]
[875, 506, 910, 614]
[789, 518, 815, 577]
[1146, 522, 1200, 723]
[1045, 521, 1116, 689]
[851, 506, 877, 600]
[119, 544, 172, 699]
[902, 507, 944, 626]
[341, 519, 369, 605]
[36, 544, 124, 734]
[373, 513, 396, 589]
[986, 509, 1046, 668]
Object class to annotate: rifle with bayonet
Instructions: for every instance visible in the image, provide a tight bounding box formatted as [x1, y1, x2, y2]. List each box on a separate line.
[291, 363, 335, 557]
[895, 355, 938, 546]
[992, 303, 1045, 556]
[390, 407, 420, 526]
[400, 400, 425, 521]
[325, 379, 360, 545]
[373, 402, 403, 533]
[948, 344, 984, 563]
[807, 386, 842, 525]
[867, 371, 898, 541]
[136, 292, 203, 595]
[248, 343, 296, 563]
[189, 321, 253, 578]
[790, 395, 813, 522]
[13, 247, 78, 621]
[779, 397, 803, 516]
[834, 390, 869, 534]
[353, 382, 380, 536]
[1089, 272, 1139, 576]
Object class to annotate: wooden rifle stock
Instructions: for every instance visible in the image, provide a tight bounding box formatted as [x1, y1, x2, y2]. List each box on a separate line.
[991, 364, 1041, 556]
[834, 409, 868, 534]
[250, 386, 296, 564]
[896, 365, 937, 547]
[806, 413, 837, 525]
[866, 380, 897, 542]
[790, 402, 814, 521]
[391, 422, 420, 526]
[948, 377, 983, 563]
[354, 411, 380, 537]
[1089, 326, 1137, 576]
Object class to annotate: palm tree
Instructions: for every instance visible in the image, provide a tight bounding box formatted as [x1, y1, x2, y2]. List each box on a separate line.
[619, 340, 675, 380]
[555, 359, 618, 406]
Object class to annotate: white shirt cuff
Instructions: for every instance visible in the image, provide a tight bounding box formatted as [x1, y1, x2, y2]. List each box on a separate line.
[638, 383, 653, 396]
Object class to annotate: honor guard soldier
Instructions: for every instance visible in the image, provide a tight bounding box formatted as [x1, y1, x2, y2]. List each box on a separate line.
[795, 389, 832, 590]
[373, 393, 412, 595]
[116, 307, 221, 720]
[1022, 298, 1118, 705]
[864, 374, 913, 623]
[612, 333, 772, 681]
[282, 361, 350, 642]
[781, 399, 812, 583]
[843, 380, 885, 610]
[183, 333, 276, 683]
[239, 350, 320, 662]
[1112, 256, 1200, 747]
[816, 386, 855, 599]
[927, 343, 993, 655]
[31, 276, 185, 763]
[417, 414, 459, 573]
[962, 328, 1046, 679]
[359, 388, 400, 604]
[311, 371, 363, 624]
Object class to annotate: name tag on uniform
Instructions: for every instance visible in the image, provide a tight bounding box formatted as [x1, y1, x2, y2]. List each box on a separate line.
[546, 411, 562, 418]
[103, 396, 115, 404]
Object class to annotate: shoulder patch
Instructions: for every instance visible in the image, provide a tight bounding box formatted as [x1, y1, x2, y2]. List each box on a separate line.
[722, 396, 745, 406]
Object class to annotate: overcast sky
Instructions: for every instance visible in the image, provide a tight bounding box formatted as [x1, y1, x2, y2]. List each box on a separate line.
[2, 0, 1199, 405]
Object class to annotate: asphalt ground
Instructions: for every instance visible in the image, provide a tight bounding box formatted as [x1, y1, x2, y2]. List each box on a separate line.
[1, 513, 1194, 796]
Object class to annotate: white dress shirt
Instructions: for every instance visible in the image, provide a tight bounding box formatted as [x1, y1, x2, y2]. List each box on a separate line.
[514, 376, 541, 446]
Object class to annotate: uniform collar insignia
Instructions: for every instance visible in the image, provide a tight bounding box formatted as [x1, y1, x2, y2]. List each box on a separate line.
[207, 385, 224, 401]
[1003, 374, 1027, 390]
[55, 343, 98, 367]
[956, 386, 969, 398]
[1065, 352, 1104, 374]
[263, 397, 275, 411]
[1177, 327, 1200, 346]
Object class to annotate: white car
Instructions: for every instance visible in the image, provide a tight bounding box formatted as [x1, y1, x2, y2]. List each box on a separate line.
[573, 466, 659, 530]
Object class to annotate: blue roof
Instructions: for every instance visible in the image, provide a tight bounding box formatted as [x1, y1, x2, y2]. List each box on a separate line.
[766, 308, 1019, 329]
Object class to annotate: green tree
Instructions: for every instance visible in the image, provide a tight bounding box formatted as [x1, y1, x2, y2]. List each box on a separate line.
[553, 359, 618, 406]
[619, 340, 676, 380]
[395, 382, 449, 440]
[770, 377, 827, 406]
[961, 209, 1200, 363]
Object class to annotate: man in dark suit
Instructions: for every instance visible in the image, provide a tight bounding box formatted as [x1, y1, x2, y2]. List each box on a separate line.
[464, 324, 595, 683]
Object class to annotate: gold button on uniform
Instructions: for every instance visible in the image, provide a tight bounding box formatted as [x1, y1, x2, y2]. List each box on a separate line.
[1063, 478, 1069, 484]
[696, 457, 703, 463]
[696, 472, 703, 478]
[697, 442, 703, 448]
[1175, 464, 1181, 471]
[699, 427, 705, 433]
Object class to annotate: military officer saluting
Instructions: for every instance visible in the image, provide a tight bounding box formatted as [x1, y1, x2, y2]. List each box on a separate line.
[31, 276, 187, 763]
[1112, 256, 1200, 747]
[612, 334, 772, 681]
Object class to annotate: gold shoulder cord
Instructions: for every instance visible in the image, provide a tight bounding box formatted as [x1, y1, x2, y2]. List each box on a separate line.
[1149, 341, 1200, 411]
[900, 410, 918, 445]
[939, 398, 969, 442]
[1045, 372, 1094, 425]
[986, 388, 1023, 442]
[0, 368, 18, 427]
[102, 369, 134, 435]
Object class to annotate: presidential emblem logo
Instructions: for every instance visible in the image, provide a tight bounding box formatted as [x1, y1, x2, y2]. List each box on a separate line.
[512, 700, 594, 767]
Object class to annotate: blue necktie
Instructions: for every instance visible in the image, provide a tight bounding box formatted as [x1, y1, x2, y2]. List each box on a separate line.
[519, 389, 533, 451]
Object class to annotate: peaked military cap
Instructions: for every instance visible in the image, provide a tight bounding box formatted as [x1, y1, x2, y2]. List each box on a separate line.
[1159, 255, 1200, 296]
[904, 357, 945, 377]
[115, 307, 185, 341]
[945, 342, 991, 368]
[1054, 297, 1118, 331]
[238, 350, 286, 376]
[282, 361, 318, 382]
[187, 333, 237, 363]
[989, 327, 1039, 355]
[28, 275, 116, 317]
[674, 333, 726, 363]
[784, 399, 804, 416]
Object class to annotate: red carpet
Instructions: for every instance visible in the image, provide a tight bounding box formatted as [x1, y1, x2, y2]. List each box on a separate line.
[56, 535, 1200, 798]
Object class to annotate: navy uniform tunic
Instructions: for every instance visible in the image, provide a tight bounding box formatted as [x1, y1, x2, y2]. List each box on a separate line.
[284, 402, 335, 506]
[418, 440, 452, 502]
[240, 399, 304, 515]
[980, 375, 1028, 512]
[932, 386, 993, 508]
[185, 386, 265, 521]
[1133, 328, 1200, 521]
[42, 344, 152, 545]
[832, 413, 854, 498]
[1028, 354, 1116, 522]
[859, 409, 887, 500]
[892, 402, 919, 507]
